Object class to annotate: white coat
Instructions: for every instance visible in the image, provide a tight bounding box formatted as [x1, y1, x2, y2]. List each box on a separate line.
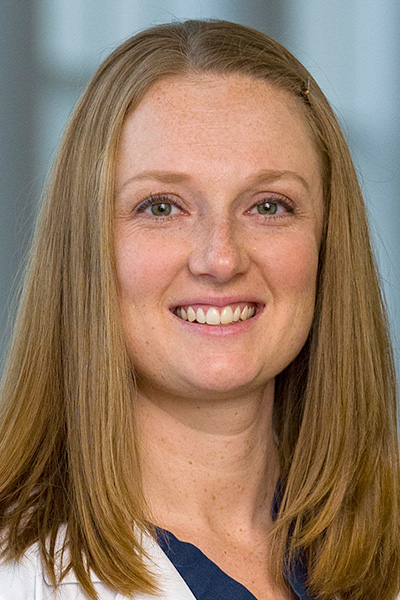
[0, 530, 196, 600]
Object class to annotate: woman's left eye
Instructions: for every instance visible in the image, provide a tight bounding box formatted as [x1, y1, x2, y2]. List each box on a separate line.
[249, 197, 293, 216]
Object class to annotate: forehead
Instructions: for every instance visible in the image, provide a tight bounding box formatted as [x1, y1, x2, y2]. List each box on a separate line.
[116, 74, 322, 190]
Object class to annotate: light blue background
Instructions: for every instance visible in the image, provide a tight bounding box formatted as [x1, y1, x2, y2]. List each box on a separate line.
[1, 0, 399, 385]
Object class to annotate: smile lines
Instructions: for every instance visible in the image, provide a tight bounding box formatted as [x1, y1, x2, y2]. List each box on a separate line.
[174, 304, 256, 325]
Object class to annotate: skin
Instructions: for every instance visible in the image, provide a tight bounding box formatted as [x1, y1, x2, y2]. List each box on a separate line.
[114, 74, 323, 600]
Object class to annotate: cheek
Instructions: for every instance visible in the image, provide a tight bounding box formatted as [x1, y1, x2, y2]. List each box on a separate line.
[114, 230, 186, 304]
[257, 232, 319, 299]
[256, 233, 319, 368]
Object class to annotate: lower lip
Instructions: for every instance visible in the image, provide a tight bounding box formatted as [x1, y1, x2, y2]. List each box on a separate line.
[172, 310, 262, 337]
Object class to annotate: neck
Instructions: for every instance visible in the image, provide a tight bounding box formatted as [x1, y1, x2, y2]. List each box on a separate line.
[135, 379, 279, 538]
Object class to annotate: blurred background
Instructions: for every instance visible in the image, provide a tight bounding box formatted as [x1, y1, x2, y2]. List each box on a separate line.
[1, 0, 399, 383]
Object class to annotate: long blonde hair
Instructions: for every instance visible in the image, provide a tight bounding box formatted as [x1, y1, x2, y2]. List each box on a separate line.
[0, 19, 398, 600]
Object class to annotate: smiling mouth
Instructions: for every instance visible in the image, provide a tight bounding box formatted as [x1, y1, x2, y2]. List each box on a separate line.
[173, 303, 259, 326]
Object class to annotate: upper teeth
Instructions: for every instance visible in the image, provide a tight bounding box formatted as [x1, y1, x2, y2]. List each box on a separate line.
[175, 305, 256, 325]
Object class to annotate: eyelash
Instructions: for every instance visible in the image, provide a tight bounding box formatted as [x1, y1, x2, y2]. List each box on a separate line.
[135, 193, 295, 218]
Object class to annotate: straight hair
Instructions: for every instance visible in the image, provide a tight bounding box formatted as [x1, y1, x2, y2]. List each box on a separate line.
[0, 19, 399, 600]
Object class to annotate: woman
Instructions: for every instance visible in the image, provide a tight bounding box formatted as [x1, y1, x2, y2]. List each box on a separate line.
[0, 19, 398, 600]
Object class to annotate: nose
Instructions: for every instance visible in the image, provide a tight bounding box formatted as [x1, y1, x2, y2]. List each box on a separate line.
[188, 215, 250, 283]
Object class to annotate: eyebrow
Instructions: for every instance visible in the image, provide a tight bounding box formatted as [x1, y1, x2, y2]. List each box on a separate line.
[117, 168, 310, 194]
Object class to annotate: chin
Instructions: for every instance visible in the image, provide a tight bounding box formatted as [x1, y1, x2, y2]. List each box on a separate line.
[178, 363, 272, 398]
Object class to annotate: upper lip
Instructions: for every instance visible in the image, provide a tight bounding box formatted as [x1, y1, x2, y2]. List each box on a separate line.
[170, 296, 264, 309]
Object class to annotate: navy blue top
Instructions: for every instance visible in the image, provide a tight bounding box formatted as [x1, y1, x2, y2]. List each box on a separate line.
[156, 528, 314, 600]
[156, 485, 315, 600]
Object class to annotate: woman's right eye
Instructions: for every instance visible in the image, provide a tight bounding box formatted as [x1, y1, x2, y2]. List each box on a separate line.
[148, 202, 172, 216]
[135, 195, 184, 217]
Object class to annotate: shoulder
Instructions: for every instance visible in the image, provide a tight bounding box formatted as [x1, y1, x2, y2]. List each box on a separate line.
[0, 541, 118, 599]
[0, 531, 196, 600]
[0, 543, 41, 599]
[0, 543, 128, 599]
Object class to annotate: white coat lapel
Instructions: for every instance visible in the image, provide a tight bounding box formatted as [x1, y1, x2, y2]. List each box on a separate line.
[43, 527, 196, 600]
[122, 531, 196, 600]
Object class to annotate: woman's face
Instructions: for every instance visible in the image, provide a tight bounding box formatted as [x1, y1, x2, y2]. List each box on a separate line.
[114, 74, 323, 400]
